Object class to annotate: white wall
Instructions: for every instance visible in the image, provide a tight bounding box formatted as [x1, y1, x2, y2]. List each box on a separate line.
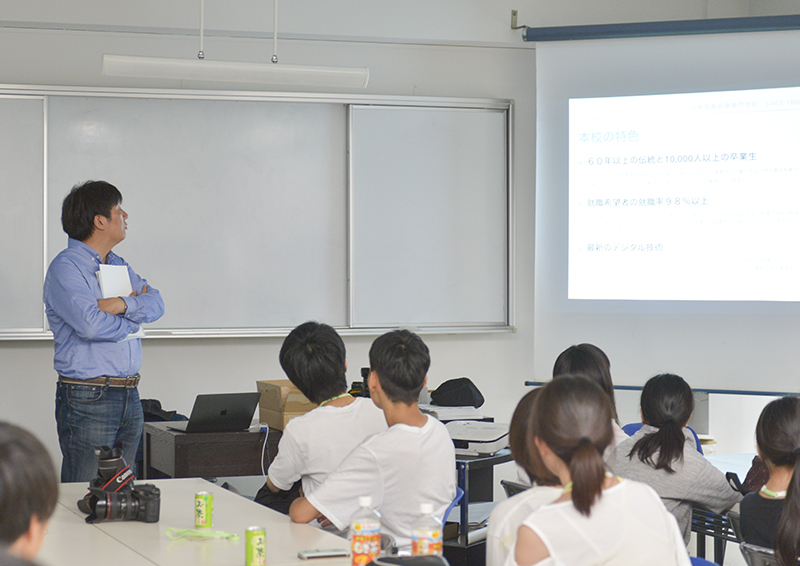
[0, 0, 788, 468]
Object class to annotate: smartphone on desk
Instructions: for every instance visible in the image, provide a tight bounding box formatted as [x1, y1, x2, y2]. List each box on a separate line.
[298, 549, 350, 560]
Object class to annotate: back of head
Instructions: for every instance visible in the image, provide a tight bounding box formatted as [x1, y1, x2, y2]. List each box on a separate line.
[535, 376, 613, 515]
[553, 343, 618, 423]
[509, 389, 559, 486]
[368, 329, 429, 404]
[629, 373, 693, 473]
[279, 321, 347, 405]
[0, 422, 58, 545]
[61, 180, 122, 241]
[755, 396, 800, 566]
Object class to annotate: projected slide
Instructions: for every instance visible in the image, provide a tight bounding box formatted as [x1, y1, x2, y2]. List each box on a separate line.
[569, 86, 800, 301]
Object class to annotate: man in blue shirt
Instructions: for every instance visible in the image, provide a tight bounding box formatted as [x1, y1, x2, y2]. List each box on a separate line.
[43, 181, 164, 482]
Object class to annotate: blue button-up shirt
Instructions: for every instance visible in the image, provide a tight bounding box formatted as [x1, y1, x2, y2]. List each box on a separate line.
[43, 238, 165, 379]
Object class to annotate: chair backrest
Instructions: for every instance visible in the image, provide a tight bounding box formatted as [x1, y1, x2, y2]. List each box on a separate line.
[740, 543, 780, 566]
[442, 486, 464, 524]
[621, 422, 704, 455]
[727, 510, 743, 543]
[690, 557, 718, 566]
[500, 479, 527, 498]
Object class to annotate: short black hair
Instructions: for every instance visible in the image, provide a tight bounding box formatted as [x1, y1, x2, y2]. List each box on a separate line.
[368, 329, 430, 404]
[0, 422, 58, 544]
[279, 321, 347, 405]
[61, 180, 123, 241]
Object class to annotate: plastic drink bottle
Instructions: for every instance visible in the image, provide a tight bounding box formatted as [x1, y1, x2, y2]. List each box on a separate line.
[411, 502, 443, 556]
[350, 496, 381, 566]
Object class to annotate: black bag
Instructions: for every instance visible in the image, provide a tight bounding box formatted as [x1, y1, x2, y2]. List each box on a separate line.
[430, 377, 484, 408]
[253, 480, 302, 515]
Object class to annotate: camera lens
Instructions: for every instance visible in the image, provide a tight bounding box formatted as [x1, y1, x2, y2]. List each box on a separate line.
[93, 491, 140, 521]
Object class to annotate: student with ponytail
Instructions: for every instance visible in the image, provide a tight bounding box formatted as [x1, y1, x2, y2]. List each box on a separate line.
[487, 388, 561, 566]
[606, 374, 741, 545]
[740, 396, 800, 566]
[514, 376, 690, 566]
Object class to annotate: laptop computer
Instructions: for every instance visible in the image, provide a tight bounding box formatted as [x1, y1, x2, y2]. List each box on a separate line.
[168, 392, 261, 433]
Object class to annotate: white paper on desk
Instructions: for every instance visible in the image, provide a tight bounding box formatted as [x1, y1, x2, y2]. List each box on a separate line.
[119, 324, 145, 342]
[97, 264, 132, 298]
[447, 501, 497, 526]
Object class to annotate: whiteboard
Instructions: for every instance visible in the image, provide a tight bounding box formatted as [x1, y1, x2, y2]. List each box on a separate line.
[0, 97, 44, 332]
[351, 106, 509, 327]
[47, 96, 348, 331]
[0, 87, 511, 337]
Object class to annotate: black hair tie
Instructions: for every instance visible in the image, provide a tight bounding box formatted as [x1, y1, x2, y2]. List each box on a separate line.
[663, 417, 676, 425]
[578, 436, 592, 445]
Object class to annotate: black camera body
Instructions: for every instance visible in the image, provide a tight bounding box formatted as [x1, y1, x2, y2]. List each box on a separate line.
[85, 484, 161, 524]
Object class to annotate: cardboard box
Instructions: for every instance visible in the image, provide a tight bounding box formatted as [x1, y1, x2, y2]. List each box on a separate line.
[256, 379, 317, 431]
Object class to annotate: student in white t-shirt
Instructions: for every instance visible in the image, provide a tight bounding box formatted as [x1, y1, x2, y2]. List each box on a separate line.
[258, 321, 387, 503]
[289, 329, 456, 549]
[514, 376, 691, 566]
[486, 388, 561, 566]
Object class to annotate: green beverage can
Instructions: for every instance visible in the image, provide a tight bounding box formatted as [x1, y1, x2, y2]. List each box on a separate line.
[195, 491, 213, 529]
[245, 526, 267, 566]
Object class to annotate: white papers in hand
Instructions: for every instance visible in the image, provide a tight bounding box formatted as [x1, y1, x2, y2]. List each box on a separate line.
[97, 264, 132, 298]
[120, 325, 145, 342]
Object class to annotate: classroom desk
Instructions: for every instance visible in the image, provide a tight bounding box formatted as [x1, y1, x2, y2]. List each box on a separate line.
[689, 453, 755, 565]
[39, 478, 350, 566]
[444, 449, 513, 566]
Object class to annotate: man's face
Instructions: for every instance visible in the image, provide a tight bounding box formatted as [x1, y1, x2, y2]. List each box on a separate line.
[108, 203, 128, 243]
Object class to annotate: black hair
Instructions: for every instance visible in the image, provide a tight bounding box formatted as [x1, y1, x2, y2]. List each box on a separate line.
[61, 180, 122, 241]
[553, 343, 619, 423]
[278, 321, 347, 405]
[535, 375, 613, 515]
[627, 373, 694, 474]
[0, 422, 58, 544]
[510, 389, 559, 486]
[368, 329, 429, 404]
[755, 396, 800, 566]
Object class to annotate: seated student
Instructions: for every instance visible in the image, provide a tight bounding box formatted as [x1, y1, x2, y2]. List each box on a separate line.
[289, 329, 456, 549]
[740, 396, 800, 566]
[514, 376, 690, 566]
[553, 343, 629, 449]
[0, 422, 59, 561]
[259, 322, 387, 506]
[605, 373, 741, 545]
[486, 388, 561, 566]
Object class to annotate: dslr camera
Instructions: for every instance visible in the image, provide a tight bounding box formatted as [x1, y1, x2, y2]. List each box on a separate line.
[84, 484, 161, 524]
[77, 442, 161, 524]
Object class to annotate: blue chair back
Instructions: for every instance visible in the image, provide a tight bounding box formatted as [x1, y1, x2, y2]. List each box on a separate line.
[442, 486, 464, 524]
[690, 557, 717, 566]
[621, 422, 704, 455]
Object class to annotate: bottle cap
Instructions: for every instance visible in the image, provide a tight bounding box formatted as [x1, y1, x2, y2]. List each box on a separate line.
[420, 502, 434, 514]
[359, 496, 373, 508]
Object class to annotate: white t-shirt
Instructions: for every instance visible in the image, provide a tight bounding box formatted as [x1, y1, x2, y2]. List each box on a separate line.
[267, 397, 387, 494]
[486, 486, 562, 566]
[514, 480, 691, 566]
[306, 415, 456, 548]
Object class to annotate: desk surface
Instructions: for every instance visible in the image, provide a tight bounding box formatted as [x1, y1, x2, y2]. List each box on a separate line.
[706, 453, 756, 482]
[40, 478, 350, 566]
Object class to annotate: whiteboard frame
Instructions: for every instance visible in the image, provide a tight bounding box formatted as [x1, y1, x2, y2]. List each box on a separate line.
[0, 84, 513, 340]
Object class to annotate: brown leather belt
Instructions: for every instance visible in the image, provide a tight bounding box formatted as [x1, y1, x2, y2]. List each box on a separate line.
[58, 374, 140, 388]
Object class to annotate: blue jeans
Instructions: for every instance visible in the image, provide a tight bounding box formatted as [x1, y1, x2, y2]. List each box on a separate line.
[55, 381, 144, 483]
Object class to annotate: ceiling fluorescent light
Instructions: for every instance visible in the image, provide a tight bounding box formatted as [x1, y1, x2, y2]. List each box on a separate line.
[101, 0, 369, 90]
[102, 54, 370, 89]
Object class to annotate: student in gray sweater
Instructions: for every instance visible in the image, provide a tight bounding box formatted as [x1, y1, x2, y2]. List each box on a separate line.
[605, 374, 741, 544]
